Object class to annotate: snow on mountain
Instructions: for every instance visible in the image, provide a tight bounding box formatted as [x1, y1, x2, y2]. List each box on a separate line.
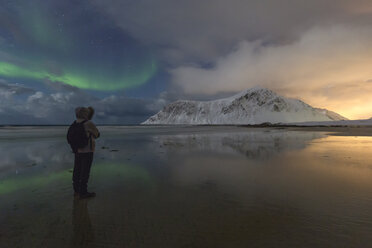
[142, 87, 348, 125]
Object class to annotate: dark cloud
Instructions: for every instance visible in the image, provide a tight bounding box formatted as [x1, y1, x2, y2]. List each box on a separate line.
[0, 79, 35, 95]
[42, 79, 82, 93]
[0, 82, 168, 125]
[89, 0, 372, 119]
[92, 95, 167, 124]
[92, 0, 372, 63]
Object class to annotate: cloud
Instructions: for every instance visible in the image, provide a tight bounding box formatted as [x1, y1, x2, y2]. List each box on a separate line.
[90, 1, 372, 119]
[0, 79, 35, 96]
[170, 26, 372, 119]
[93, 95, 167, 124]
[0, 80, 167, 124]
[42, 79, 81, 92]
[93, 0, 372, 63]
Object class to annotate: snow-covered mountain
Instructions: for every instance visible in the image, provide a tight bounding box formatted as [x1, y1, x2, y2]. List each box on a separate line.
[142, 87, 348, 125]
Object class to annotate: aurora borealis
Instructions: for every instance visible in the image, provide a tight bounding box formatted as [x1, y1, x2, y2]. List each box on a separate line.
[0, 61, 156, 91]
[0, 0, 157, 92]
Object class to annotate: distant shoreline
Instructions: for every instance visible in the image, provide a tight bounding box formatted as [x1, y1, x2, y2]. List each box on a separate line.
[0, 124, 371, 137]
[1, 123, 372, 128]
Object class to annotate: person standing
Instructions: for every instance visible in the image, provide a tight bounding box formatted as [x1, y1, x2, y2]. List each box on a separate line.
[68, 106, 100, 199]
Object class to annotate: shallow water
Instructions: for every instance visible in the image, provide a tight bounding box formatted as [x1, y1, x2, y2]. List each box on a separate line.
[1, 126, 372, 247]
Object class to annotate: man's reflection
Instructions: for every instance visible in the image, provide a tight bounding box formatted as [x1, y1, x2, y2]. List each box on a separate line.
[71, 198, 94, 247]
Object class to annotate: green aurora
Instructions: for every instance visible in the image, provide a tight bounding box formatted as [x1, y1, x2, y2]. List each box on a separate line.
[0, 0, 158, 91]
[0, 60, 157, 91]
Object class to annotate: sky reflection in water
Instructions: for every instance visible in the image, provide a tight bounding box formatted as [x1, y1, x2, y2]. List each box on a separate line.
[1, 126, 372, 247]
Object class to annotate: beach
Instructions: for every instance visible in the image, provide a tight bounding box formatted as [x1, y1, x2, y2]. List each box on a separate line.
[1, 126, 372, 247]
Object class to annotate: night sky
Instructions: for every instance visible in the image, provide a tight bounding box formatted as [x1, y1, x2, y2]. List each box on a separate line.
[1, 0, 372, 124]
[0, 0, 158, 91]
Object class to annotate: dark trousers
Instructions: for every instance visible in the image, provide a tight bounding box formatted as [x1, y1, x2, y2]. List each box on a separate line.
[73, 152, 94, 195]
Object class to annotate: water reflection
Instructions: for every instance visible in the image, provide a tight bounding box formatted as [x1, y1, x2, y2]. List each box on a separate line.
[71, 198, 94, 247]
[152, 130, 326, 159]
[1, 126, 372, 247]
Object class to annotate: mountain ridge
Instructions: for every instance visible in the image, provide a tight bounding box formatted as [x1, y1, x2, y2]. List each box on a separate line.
[142, 87, 348, 125]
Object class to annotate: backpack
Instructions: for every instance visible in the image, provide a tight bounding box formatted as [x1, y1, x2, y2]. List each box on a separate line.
[67, 120, 89, 153]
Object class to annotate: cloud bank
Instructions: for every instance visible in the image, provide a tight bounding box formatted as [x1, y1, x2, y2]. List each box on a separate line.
[93, 0, 372, 62]
[92, 0, 372, 119]
[0, 80, 166, 125]
[170, 26, 372, 119]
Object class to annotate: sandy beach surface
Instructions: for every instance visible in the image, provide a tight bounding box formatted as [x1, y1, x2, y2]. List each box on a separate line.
[1, 125, 372, 247]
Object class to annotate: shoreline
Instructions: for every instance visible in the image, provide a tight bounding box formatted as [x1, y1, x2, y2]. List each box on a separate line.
[0, 124, 372, 136]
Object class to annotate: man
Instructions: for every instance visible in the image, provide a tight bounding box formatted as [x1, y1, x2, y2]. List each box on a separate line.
[73, 106, 100, 199]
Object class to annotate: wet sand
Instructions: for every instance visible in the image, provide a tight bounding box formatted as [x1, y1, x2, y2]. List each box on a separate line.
[287, 126, 372, 136]
[1, 126, 372, 247]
